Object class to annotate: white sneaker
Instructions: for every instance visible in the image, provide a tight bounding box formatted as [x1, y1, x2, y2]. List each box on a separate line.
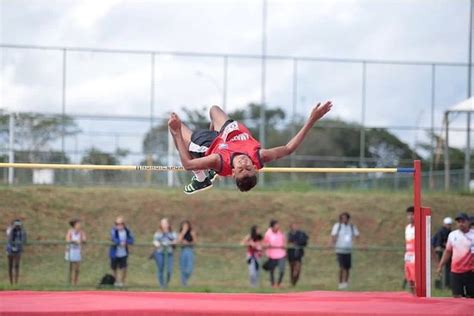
[338, 282, 348, 289]
[114, 282, 123, 287]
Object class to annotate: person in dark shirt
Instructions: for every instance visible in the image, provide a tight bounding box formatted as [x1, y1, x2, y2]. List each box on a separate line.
[432, 217, 452, 289]
[287, 223, 308, 287]
[178, 220, 197, 286]
[6, 219, 27, 285]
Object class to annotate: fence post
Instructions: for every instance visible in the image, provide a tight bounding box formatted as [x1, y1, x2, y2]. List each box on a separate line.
[8, 113, 15, 185]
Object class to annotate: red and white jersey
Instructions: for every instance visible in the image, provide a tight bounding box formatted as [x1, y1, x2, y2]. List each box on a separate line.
[404, 224, 415, 263]
[446, 229, 474, 273]
[206, 121, 263, 176]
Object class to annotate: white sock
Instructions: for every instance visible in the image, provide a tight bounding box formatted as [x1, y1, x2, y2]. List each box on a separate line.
[193, 170, 207, 182]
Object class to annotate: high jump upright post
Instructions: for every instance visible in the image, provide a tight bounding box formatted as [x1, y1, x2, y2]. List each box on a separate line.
[413, 160, 431, 298]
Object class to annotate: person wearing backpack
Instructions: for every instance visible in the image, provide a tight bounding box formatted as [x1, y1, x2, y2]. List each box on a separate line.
[6, 219, 27, 285]
[109, 216, 134, 287]
[331, 212, 359, 289]
[287, 223, 308, 286]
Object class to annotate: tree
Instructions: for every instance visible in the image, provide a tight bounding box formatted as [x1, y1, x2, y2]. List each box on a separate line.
[0, 111, 80, 163]
[81, 147, 129, 181]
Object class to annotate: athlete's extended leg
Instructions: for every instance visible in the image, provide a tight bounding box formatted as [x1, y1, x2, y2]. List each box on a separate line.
[209, 105, 230, 132]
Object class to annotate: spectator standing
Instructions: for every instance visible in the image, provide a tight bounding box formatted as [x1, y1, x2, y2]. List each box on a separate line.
[177, 220, 196, 286]
[437, 212, 474, 298]
[432, 217, 453, 289]
[287, 223, 308, 286]
[6, 219, 27, 285]
[65, 219, 87, 286]
[241, 225, 263, 287]
[109, 216, 134, 287]
[153, 218, 177, 288]
[263, 220, 286, 288]
[331, 212, 359, 289]
[403, 206, 416, 293]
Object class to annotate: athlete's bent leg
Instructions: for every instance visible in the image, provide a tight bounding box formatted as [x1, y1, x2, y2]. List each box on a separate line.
[209, 105, 230, 132]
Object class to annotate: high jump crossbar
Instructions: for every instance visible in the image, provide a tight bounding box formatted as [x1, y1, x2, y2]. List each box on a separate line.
[0, 163, 415, 173]
[0, 160, 430, 298]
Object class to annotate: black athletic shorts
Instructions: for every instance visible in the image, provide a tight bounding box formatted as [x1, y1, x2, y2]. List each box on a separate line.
[451, 271, 474, 298]
[111, 256, 128, 270]
[288, 249, 304, 262]
[189, 120, 233, 158]
[336, 253, 352, 270]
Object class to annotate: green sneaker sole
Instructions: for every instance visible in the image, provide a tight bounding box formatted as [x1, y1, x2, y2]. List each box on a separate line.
[183, 183, 214, 195]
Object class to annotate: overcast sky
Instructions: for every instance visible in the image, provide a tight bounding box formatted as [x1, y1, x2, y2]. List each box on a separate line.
[0, 0, 472, 162]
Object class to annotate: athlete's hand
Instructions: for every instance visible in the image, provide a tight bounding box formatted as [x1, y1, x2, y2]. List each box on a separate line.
[436, 265, 442, 276]
[168, 113, 182, 135]
[309, 101, 332, 123]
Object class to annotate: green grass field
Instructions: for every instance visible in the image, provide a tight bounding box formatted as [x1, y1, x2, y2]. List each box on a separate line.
[0, 186, 472, 297]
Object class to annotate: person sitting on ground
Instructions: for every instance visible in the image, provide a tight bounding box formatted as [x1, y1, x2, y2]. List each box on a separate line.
[6, 219, 27, 285]
[109, 216, 134, 287]
[167, 101, 333, 194]
[65, 219, 87, 286]
[437, 212, 474, 298]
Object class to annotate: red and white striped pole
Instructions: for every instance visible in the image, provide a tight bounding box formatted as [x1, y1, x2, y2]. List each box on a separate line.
[413, 160, 431, 297]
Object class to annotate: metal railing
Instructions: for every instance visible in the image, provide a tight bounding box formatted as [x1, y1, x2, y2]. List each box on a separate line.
[0, 240, 407, 291]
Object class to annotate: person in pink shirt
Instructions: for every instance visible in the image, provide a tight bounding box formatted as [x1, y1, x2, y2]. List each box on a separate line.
[437, 212, 474, 298]
[263, 220, 286, 288]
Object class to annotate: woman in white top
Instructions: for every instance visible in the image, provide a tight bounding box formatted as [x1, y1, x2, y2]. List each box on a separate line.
[65, 219, 87, 286]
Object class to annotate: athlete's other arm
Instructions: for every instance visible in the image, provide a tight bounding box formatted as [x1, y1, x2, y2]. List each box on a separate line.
[436, 247, 452, 275]
[168, 113, 220, 171]
[260, 101, 332, 163]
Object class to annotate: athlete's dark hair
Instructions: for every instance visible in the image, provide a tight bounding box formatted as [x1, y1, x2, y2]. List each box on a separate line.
[179, 220, 192, 234]
[339, 212, 350, 222]
[69, 219, 80, 228]
[235, 175, 258, 192]
[250, 225, 263, 242]
[406, 206, 414, 213]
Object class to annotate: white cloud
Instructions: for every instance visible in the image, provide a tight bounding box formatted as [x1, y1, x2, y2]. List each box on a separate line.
[68, 0, 123, 29]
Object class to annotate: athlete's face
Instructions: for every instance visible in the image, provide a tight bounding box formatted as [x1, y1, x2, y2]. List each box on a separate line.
[456, 219, 469, 232]
[407, 212, 414, 225]
[232, 155, 256, 178]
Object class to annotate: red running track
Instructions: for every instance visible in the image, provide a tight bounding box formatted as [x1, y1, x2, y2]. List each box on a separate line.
[0, 291, 473, 316]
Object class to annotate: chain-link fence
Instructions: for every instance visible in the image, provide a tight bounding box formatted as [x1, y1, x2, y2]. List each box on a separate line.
[0, 241, 410, 292]
[1, 41, 473, 190]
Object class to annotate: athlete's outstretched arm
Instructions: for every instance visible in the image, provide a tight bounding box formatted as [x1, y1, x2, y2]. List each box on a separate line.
[168, 113, 220, 170]
[260, 101, 332, 163]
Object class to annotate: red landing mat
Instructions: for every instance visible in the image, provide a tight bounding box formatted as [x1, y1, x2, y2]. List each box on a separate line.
[0, 291, 473, 316]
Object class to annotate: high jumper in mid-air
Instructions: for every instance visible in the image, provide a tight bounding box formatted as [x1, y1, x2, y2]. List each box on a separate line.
[168, 101, 333, 194]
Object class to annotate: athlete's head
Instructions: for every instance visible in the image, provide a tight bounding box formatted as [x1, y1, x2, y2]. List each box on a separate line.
[454, 212, 470, 233]
[269, 219, 280, 232]
[339, 212, 350, 224]
[232, 154, 258, 192]
[406, 206, 414, 225]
